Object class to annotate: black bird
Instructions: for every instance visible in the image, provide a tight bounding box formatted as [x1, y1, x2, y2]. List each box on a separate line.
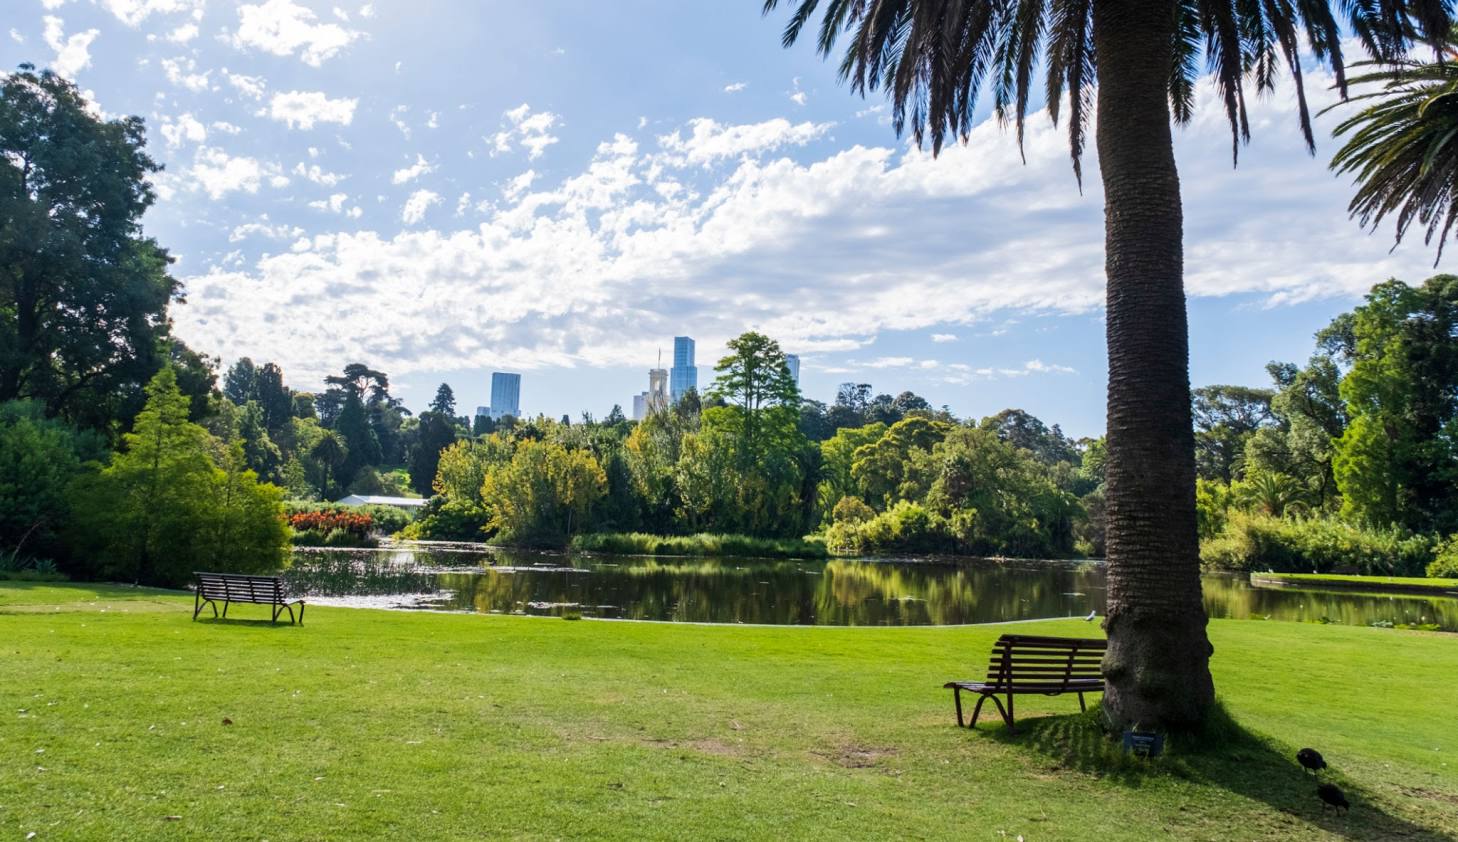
[1317, 782, 1350, 814]
[1297, 747, 1327, 775]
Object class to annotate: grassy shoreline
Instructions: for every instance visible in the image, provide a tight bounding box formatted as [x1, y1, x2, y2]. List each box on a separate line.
[3, 581, 1456, 840]
[1251, 571, 1458, 595]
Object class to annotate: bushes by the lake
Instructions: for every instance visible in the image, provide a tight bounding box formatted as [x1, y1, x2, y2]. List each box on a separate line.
[396, 496, 491, 542]
[1200, 510, 1436, 576]
[1429, 536, 1458, 579]
[826, 500, 953, 555]
[570, 532, 828, 559]
[283, 501, 413, 534]
[287, 509, 377, 547]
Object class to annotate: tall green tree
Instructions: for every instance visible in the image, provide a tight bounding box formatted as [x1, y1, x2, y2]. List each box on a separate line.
[709, 331, 801, 466]
[762, 0, 1450, 729]
[409, 410, 458, 497]
[1191, 385, 1275, 483]
[0, 400, 101, 558]
[430, 382, 457, 417]
[0, 66, 180, 427]
[67, 368, 287, 586]
[1333, 275, 1458, 533]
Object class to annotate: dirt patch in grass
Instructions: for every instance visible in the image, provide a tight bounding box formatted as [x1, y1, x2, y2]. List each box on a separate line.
[814, 743, 899, 769]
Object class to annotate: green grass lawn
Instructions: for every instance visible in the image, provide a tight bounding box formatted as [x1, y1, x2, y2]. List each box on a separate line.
[3, 583, 1455, 841]
[1251, 572, 1458, 593]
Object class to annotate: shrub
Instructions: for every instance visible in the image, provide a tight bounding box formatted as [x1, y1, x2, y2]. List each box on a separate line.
[283, 501, 413, 535]
[397, 496, 491, 542]
[569, 532, 828, 559]
[831, 496, 875, 525]
[828, 501, 952, 555]
[1199, 511, 1435, 576]
[1429, 536, 1458, 579]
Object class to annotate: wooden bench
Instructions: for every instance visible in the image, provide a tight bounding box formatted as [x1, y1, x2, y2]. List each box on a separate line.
[944, 634, 1105, 731]
[193, 572, 305, 625]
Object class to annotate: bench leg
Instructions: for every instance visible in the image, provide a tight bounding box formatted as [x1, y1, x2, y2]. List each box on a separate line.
[297, 603, 305, 626]
[1078, 692, 1087, 713]
[193, 591, 201, 621]
[1005, 694, 1016, 733]
[952, 687, 964, 727]
[222, 600, 230, 619]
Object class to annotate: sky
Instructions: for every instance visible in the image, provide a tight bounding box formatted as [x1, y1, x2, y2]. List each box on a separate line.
[2, 1, 1446, 437]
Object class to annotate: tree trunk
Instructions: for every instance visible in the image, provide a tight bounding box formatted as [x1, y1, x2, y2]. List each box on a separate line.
[1092, 0, 1214, 730]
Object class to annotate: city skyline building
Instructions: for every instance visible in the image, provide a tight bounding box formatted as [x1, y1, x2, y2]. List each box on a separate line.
[785, 353, 800, 386]
[647, 367, 669, 415]
[670, 336, 697, 402]
[632, 392, 648, 421]
[488, 371, 521, 420]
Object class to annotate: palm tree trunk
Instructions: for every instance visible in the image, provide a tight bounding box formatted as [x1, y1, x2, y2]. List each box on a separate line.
[1092, 0, 1214, 730]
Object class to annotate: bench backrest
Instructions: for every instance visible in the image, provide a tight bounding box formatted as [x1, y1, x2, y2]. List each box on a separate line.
[984, 634, 1106, 690]
[195, 572, 286, 604]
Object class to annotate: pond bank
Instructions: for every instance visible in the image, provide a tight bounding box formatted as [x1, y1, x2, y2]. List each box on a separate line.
[1250, 571, 1458, 596]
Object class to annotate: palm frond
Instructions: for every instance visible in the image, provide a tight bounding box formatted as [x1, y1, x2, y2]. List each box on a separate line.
[764, 0, 1451, 183]
[1328, 52, 1458, 263]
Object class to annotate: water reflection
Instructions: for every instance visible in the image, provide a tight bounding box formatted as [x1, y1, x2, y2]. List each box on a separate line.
[282, 545, 1458, 630]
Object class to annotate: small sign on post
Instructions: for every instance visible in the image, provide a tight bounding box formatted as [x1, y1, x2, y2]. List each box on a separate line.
[1121, 729, 1165, 758]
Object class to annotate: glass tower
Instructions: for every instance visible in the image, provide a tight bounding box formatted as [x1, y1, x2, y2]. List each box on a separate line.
[785, 354, 800, 386]
[489, 372, 521, 420]
[669, 336, 697, 402]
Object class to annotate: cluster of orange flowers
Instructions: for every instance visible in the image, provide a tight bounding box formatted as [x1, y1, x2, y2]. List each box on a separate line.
[288, 510, 374, 536]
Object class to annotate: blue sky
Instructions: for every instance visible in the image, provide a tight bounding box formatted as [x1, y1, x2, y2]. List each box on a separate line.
[3, 1, 1444, 437]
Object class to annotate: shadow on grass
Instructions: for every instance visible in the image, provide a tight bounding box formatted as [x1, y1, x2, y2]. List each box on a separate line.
[982, 706, 1445, 841]
[192, 616, 303, 629]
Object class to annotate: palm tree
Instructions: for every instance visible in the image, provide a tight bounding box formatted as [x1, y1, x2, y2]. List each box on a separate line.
[1328, 31, 1458, 262]
[761, 0, 1450, 731]
[1234, 472, 1310, 518]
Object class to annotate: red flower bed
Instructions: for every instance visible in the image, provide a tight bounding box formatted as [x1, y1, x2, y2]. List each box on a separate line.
[288, 510, 374, 537]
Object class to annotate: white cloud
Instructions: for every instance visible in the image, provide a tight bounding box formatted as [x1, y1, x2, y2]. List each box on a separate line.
[391, 154, 434, 185]
[294, 162, 345, 186]
[42, 16, 99, 79]
[8, 29, 23, 44]
[389, 105, 411, 139]
[723, 82, 747, 93]
[358, 3, 374, 17]
[223, 69, 266, 99]
[309, 192, 349, 213]
[211, 120, 242, 134]
[501, 170, 536, 200]
[188, 147, 287, 199]
[790, 91, 807, 106]
[160, 113, 206, 148]
[657, 118, 832, 166]
[266, 90, 357, 129]
[489, 104, 559, 160]
[230, 218, 305, 242]
[230, 0, 360, 67]
[100, 0, 203, 27]
[161, 56, 210, 91]
[401, 189, 440, 224]
[931, 333, 957, 343]
[166, 22, 198, 43]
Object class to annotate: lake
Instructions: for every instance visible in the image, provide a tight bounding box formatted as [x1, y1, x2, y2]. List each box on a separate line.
[283, 543, 1458, 631]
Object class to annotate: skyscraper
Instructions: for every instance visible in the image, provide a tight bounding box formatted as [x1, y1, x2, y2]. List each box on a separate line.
[647, 368, 668, 414]
[632, 393, 648, 421]
[785, 353, 800, 386]
[489, 372, 521, 420]
[670, 336, 696, 402]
